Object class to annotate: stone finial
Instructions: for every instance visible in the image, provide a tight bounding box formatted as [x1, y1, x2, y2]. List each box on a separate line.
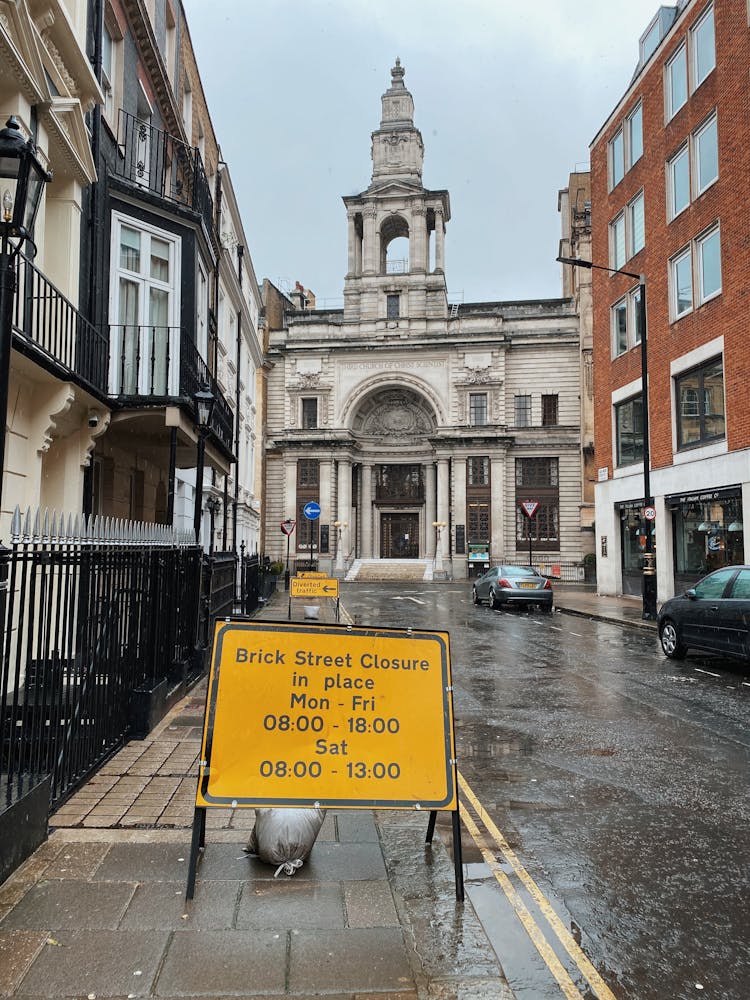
[391, 57, 406, 88]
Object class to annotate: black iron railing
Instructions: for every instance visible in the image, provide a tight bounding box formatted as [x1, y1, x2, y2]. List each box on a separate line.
[11, 254, 108, 395]
[0, 509, 201, 812]
[109, 325, 234, 453]
[114, 110, 214, 240]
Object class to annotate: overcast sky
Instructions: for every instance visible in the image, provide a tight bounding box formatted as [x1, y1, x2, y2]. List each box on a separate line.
[181, 0, 660, 305]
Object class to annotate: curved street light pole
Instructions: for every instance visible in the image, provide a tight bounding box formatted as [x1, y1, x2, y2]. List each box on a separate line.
[557, 256, 656, 620]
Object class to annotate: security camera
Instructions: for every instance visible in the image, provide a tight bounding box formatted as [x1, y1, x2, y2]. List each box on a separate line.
[88, 410, 99, 428]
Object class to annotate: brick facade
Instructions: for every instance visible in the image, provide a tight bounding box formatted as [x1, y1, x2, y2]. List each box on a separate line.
[589, 0, 750, 600]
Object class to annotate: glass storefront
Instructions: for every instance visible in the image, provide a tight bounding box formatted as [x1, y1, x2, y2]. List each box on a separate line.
[668, 486, 744, 593]
[618, 500, 654, 597]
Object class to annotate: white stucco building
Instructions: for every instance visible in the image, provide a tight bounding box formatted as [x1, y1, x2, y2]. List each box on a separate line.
[264, 61, 585, 580]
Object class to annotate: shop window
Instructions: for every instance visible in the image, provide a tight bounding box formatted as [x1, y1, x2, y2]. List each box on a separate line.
[673, 494, 743, 581]
[675, 356, 724, 449]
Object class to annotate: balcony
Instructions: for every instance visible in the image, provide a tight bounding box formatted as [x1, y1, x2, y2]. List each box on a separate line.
[113, 111, 214, 245]
[109, 325, 234, 456]
[10, 254, 108, 396]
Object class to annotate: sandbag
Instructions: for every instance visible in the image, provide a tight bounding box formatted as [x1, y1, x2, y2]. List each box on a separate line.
[245, 807, 326, 877]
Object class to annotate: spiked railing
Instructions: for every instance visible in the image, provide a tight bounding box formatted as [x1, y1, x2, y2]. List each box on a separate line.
[0, 506, 201, 813]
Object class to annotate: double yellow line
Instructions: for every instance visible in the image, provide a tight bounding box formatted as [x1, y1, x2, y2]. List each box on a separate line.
[458, 770, 618, 1000]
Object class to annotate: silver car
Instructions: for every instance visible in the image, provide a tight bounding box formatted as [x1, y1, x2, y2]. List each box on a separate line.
[472, 565, 554, 612]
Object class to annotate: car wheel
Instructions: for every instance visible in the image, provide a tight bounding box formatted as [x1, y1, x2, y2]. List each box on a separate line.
[472, 586, 480, 605]
[489, 587, 501, 610]
[660, 619, 687, 660]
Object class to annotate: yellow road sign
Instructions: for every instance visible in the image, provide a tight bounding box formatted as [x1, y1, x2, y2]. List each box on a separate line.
[297, 571, 327, 578]
[195, 620, 456, 810]
[290, 577, 339, 598]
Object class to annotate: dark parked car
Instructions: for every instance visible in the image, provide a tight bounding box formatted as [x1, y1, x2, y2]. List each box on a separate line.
[472, 565, 553, 612]
[657, 565, 750, 661]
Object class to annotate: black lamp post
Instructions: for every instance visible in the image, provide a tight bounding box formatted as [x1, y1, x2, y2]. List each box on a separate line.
[206, 494, 220, 554]
[192, 383, 215, 546]
[0, 117, 52, 514]
[557, 255, 656, 620]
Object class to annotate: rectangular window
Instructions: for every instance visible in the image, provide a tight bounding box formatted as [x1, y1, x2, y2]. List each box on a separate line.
[615, 396, 644, 466]
[641, 19, 661, 62]
[672, 248, 693, 317]
[515, 459, 559, 548]
[467, 502, 490, 540]
[541, 395, 558, 426]
[629, 191, 645, 256]
[296, 459, 319, 488]
[514, 394, 532, 427]
[301, 397, 318, 429]
[102, 22, 115, 121]
[610, 129, 624, 188]
[667, 44, 687, 119]
[695, 114, 718, 194]
[467, 457, 489, 487]
[668, 146, 690, 219]
[610, 213, 625, 270]
[386, 293, 400, 319]
[676, 357, 724, 448]
[627, 103, 643, 167]
[469, 393, 488, 426]
[692, 4, 715, 88]
[697, 226, 721, 301]
[110, 214, 179, 396]
[612, 299, 628, 356]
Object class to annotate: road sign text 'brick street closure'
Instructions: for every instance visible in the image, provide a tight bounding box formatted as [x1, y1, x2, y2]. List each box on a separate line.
[196, 620, 456, 810]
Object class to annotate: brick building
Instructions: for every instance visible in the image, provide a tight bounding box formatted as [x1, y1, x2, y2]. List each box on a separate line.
[583, 0, 749, 600]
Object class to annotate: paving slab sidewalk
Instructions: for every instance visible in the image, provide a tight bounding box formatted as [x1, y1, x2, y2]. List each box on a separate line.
[0, 588, 515, 1000]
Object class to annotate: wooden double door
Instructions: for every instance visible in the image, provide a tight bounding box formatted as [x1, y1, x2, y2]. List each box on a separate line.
[380, 512, 420, 558]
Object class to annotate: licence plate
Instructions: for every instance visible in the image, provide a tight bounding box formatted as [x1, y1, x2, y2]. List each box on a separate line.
[520, 582, 537, 589]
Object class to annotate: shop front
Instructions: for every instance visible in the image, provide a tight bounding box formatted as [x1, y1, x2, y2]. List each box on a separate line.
[667, 486, 744, 594]
[617, 499, 652, 598]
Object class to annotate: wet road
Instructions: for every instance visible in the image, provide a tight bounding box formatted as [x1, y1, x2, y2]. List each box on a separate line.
[339, 581, 750, 1000]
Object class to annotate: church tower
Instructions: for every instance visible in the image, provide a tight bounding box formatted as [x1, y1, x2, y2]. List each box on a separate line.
[343, 59, 450, 323]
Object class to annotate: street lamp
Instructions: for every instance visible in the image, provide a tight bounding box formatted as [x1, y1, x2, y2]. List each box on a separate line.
[0, 117, 51, 513]
[433, 521, 447, 576]
[192, 383, 215, 546]
[557, 255, 656, 619]
[333, 520, 348, 571]
[206, 494, 220, 555]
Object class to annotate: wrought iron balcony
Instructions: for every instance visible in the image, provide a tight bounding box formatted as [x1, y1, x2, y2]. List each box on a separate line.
[109, 325, 234, 455]
[10, 253, 109, 395]
[113, 110, 214, 242]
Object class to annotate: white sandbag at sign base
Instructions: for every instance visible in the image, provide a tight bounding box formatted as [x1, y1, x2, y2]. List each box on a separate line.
[244, 807, 326, 876]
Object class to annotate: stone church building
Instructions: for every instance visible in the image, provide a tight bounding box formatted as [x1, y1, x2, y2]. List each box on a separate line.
[264, 60, 585, 580]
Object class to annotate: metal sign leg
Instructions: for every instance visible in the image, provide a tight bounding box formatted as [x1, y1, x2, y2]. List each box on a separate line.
[185, 806, 206, 900]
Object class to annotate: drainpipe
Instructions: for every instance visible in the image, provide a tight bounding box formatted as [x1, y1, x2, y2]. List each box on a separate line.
[233, 244, 243, 552]
[88, 0, 104, 326]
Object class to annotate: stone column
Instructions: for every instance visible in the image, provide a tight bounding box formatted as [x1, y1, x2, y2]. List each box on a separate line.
[490, 456, 505, 562]
[424, 462, 436, 557]
[434, 208, 445, 273]
[347, 214, 357, 276]
[436, 458, 450, 559]
[361, 463, 373, 558]
[363, 206, 378, 274]
[411, 205, 427, 272]
[336, 458, 352, 564]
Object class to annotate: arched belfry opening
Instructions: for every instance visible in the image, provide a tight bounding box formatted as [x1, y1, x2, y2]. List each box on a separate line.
[380, 215, 410, 274]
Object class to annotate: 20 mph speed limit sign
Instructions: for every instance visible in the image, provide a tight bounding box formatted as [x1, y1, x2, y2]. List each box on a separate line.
[644, 506, 656, 520]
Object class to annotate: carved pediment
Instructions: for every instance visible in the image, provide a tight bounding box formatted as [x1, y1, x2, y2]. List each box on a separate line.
[353, 388, 436, 439]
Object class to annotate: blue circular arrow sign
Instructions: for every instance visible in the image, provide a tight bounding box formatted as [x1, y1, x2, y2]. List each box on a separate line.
[302, 501, 321, 521]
